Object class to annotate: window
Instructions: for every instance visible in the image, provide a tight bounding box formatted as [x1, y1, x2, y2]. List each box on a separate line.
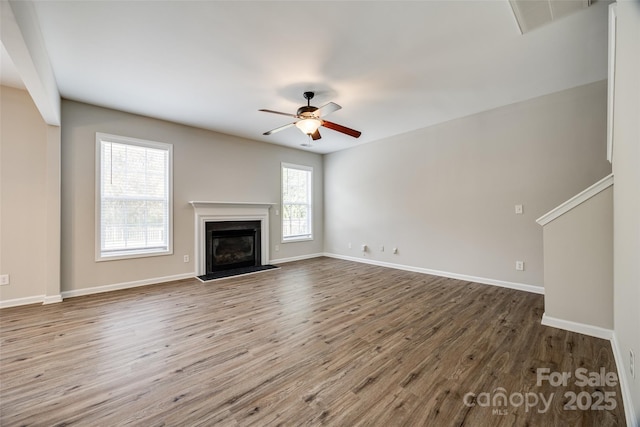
[96, 133, 173, 261]
[282, 163, 313, 242]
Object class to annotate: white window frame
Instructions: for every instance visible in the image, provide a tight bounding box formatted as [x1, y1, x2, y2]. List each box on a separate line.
[281, 162, 313, 243]
[95, 133, 173, 261]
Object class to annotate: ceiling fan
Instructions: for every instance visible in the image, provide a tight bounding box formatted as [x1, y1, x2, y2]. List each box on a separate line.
[260, 92, 361, 142]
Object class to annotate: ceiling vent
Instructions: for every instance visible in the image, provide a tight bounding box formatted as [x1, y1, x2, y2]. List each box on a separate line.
[509, 0, 591, 34]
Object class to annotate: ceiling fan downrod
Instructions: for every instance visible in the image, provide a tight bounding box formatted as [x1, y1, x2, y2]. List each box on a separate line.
[303, 91, 315, 105]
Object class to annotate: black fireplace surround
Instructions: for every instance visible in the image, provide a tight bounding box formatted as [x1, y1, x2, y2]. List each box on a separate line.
[205, 220, 261, 274]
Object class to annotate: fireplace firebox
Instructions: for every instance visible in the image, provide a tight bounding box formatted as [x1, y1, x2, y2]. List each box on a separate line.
[205, 221, 261, 274]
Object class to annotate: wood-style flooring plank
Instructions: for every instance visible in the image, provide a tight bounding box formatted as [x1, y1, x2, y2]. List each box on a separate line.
[0, 257, 626, 426]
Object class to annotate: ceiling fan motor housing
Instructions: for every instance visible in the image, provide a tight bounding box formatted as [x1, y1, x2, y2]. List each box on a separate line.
[297, 105, 318, 118]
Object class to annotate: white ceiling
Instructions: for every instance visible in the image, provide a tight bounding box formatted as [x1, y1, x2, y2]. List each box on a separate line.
[4, 1, 609, 154]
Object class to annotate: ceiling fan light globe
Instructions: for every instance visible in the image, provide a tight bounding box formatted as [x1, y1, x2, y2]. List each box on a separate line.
[295, 118, 322, 135]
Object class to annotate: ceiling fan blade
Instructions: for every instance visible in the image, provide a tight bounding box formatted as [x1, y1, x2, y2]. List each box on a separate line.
[259, 109, 298, 118]
[322, 120, 361, 138]
[263, 122, 296, 135]
[316, 102, 341, 117]
[311, 129, 321, 140]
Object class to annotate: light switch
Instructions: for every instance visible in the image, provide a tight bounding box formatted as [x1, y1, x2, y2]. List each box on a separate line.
[515, 204, 523, 215]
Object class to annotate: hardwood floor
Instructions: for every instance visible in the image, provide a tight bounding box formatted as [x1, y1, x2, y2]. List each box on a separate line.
[0, 257, 625, 426]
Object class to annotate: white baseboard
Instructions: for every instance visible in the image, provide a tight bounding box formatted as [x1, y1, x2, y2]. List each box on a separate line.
[323, 252, 544, 295]
[61, 272, 195, 299]
[43, 294, 63, 304]
[2, 254, 539, 307]
[0, 295, 46, 309]
[541, 318, 636, 425]
[270, 253, 324, 265]
[0, 273, 195, 308]
[611, 333, 639, 427]
[541, 313, 613, 340]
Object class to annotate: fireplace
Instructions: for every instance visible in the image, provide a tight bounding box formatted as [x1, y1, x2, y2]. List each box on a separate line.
[206, 221, 261, 273]
[189, 201, 274, 277]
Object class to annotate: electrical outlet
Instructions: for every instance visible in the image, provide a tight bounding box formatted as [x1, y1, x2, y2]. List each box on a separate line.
[361, 244, 367, 252]
[348, 242, 352, 249]
[183, 255, 189, 263]
[515, 204, 524, 215]
[0, 274, 9, 285]
[515, 261, 525, 271]
[393, 247, 398, 254]
[631, 349, 635, 378]
[379, 245, 384, 252]
[275, 244, 280, 252]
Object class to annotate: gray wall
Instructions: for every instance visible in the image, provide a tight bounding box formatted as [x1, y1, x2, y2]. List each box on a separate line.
[542, 185, 613, 329]
[612, 1, 640, 421]
[61, 100, 323, 293]
[324, 81, 611, 289]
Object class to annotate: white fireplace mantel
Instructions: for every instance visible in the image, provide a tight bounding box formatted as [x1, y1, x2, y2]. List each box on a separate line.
[189, 201, 276, 276]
